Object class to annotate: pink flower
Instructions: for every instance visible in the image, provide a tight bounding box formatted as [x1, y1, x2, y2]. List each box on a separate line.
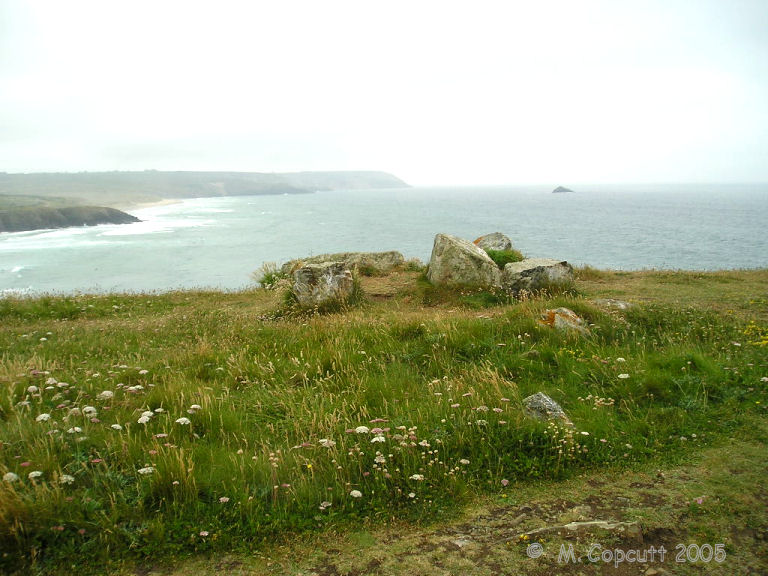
[219, 497, 230, 503]
[199, 531, 209, 537]
[501, 479, 509, 487]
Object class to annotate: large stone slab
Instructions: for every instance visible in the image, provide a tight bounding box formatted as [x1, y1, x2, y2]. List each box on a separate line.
[282, 251, 404, 275]
[502, 258, 574, 293]
[292, 262, 354, 308]
[473, 232, 513, 252]
[426, 233, 501, 288]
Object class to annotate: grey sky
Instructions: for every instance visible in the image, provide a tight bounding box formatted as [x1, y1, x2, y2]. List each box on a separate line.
[1, 0, 767, 185]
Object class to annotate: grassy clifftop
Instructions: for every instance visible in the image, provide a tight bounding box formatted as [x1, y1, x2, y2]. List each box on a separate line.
[0, 205, 140, 233]
[0, 268, 766, 574]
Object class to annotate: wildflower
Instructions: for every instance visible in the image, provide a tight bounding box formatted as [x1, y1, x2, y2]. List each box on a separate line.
[580, 431, 590, 436]
[28, 470, 43, 480]
[493, 407, 503, 413]
[66, 427, 82, 434]
[45, 377, 57, 386]
[501, 479, 509, 487]
[616, 357, 626, 362]
[35, 413, 51, 422]
[409, 474, 425, 481]
[82, 406, 98, 417]
[349, 489, 362, 498]
[218, 497, 230, 503]
[475, 419, 488, 426]
[154, 408, 165, 413]
[137, 467, 155, 475]
[761, 377, 768, 382]
[138, 369, 149, 375]
[476, 405, 489, 412]
[408, 492, 416, 498]
[20, 461, 31, 467]
[695, 496, 705, 505]
[319, 501, 332, 511]
[137, 416, 151, 424]
[172, 481, 180, 485]
[451, 403, 460, 408]
[318, 438, 336, 448]
[60, 474, 75, 485]
[189, 404, 202, 411]
[199, 531, 209, 537]
[618, 373, 630, 379]
[459, 459, 470, 465]
[175, 417, 191, 425]
[141, 410, 154, 418]
[355, 426, 370, 434]
[110, 424, 123, 431]
[3, 472, 19, 482]
[418, 440, 430, 447]
[500, 397, 510, 402]
[374, 454, 386, 464]
[371, 435, 386, 443]
[27, 386, 39, 394]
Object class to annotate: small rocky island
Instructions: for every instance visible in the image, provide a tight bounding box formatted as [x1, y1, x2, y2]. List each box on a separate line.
[0, 206, 140, 233]
[552, 186, 575, 193]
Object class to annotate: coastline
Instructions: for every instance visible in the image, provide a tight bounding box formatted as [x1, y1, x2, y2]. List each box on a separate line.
[113, 198, 183, 212]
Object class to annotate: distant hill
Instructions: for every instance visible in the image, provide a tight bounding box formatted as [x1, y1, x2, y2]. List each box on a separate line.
[0, 205, 140, 233]
[0, 170, 410, 208]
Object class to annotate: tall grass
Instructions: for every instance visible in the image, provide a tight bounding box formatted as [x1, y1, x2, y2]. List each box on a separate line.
[0, 285, 765, 574]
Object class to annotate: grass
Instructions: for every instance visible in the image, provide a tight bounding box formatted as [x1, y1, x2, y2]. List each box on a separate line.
[0, 269, 766, 575]
[485, 248, 524, 268]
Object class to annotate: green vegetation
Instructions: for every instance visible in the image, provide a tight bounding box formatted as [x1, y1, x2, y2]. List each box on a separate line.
[0, 206, 139, 233]
[485, 248, 524, 268]
[0, 269, 766, 575]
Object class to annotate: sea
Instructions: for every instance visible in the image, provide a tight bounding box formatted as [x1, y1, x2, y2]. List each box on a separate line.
[1, 184, 766, 295]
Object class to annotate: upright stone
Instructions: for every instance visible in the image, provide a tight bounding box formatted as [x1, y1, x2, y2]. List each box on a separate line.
[473, 232, 513, 252]
[292, 262, 354, 308]
[502, 258, 574, 294]
[426, 233, 502, 288]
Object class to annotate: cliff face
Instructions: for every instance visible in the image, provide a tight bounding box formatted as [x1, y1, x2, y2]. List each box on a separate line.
[0, 206, 140, 233]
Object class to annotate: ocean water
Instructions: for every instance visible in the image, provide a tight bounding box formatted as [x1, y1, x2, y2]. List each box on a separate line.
[1, 184, 766, 295]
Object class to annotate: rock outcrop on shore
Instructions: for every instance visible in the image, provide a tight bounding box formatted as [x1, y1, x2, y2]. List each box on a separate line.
[0, 206, 140, 233]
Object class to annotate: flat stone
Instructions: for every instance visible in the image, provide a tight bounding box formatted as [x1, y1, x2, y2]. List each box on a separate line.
[282, 251, 404, 275]
[502, 258, 574, 294]
[539, 307, 589, 335]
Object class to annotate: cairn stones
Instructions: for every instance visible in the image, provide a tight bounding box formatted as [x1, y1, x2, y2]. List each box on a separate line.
[426, 233, 501, 288]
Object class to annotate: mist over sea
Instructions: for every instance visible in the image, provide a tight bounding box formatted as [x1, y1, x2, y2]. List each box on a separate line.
[1, 184, 766, 295]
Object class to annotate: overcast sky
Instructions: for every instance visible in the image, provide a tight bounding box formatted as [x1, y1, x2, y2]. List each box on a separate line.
[1, 1, 767, 185]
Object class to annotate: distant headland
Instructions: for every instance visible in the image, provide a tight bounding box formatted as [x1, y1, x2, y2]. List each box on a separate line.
[0, 170, 409, 233]
[552, 186, 575, 193]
